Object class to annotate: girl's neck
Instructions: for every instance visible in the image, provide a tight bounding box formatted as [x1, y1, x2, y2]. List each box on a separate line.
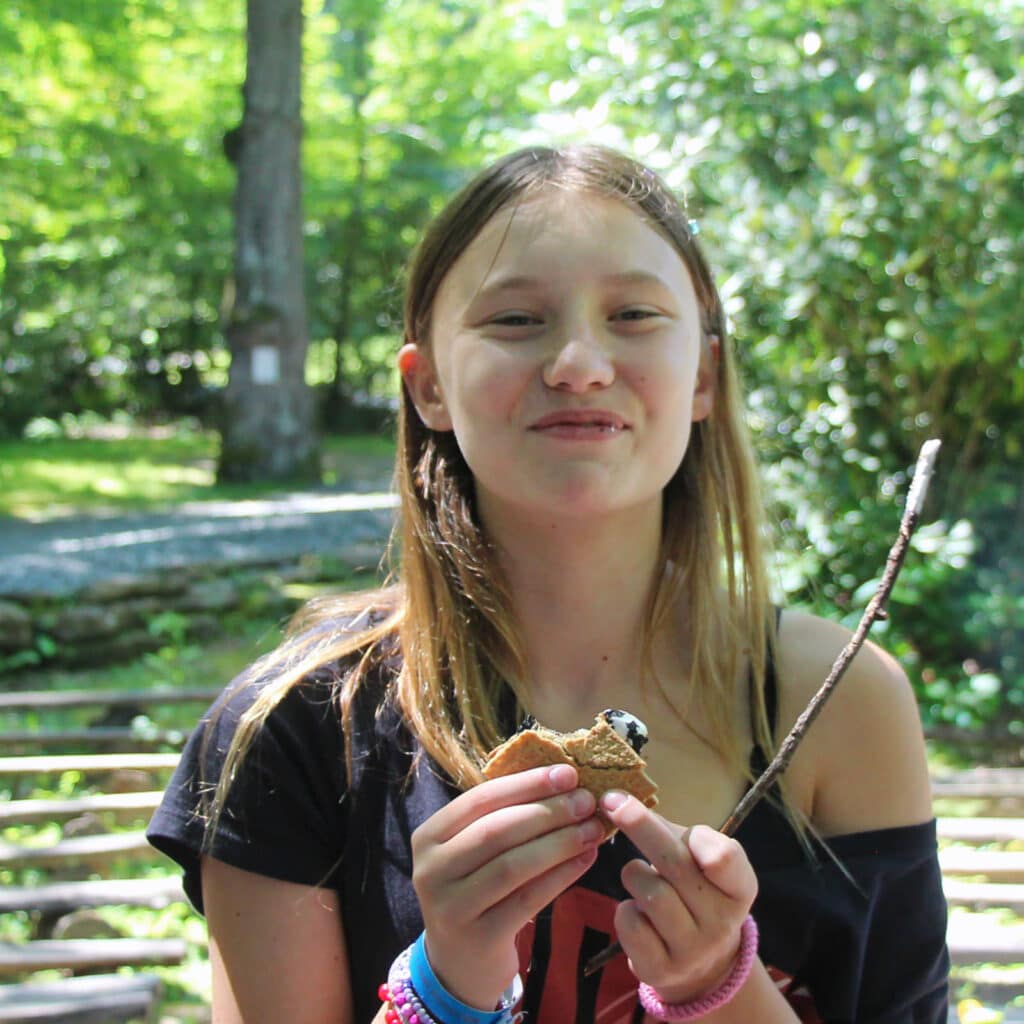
[481, 499, 674, 718]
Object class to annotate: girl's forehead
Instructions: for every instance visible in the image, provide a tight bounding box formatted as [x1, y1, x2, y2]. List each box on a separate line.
[441, 189, 688, 298]
[480, 188, 659, 249]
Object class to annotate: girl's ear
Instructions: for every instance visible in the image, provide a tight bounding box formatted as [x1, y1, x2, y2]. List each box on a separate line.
[691, 333, 720, 423]
[398, 343, 453, 431]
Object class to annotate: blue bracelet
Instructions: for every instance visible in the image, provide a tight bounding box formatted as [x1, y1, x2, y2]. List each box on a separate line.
[408, 933, 521, 1024]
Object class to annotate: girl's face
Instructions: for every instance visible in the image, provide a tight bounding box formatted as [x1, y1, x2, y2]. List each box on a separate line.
[402, 190, 716, 527]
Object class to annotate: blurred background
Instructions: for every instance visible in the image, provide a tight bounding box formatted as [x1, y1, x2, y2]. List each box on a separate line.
[0, 0, 1021, 1017]
[3, 0, 1019, 740]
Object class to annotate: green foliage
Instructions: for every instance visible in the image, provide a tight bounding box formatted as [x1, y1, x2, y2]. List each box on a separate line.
[552, 0, 1023, 733]
[0, 0, 575, 436]
[1, 0, 1019, 733]
[0, 0, 241, 435]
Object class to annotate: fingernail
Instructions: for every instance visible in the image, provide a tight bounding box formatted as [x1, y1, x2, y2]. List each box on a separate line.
[580, 818, 606, 843]
[569, 788, 595, 817]
[600, 790, 628, 812]
[686, 824, 722, 865]
[548, 764, 576, 789]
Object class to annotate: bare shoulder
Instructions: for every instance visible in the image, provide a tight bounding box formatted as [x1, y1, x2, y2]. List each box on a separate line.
[775, 609, 934, 837]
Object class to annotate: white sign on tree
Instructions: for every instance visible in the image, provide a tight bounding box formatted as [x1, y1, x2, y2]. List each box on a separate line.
[251, 345, 281, 385]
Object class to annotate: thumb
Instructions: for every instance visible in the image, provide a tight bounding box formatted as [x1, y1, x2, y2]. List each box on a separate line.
[684, 825, 757, 904]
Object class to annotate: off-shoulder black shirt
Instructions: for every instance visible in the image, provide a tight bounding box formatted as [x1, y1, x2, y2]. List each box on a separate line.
[149, 642, 949, 1023]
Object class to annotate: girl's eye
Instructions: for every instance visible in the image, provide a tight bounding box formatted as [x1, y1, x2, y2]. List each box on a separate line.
[614, 308, 661, 322]
[490, 313, 541, 327]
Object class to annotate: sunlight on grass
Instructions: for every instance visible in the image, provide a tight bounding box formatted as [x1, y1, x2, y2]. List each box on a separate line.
[0, 430, 217, 517]
[0, 425, 396, 518]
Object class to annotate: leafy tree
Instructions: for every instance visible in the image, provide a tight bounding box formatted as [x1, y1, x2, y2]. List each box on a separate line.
[0, 0, 241, 435]
[562, 0, 1023, 733]
[300, 0, 578, 427]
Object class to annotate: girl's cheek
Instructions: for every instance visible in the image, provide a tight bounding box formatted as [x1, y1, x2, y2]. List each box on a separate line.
[463, 357, 527, 402]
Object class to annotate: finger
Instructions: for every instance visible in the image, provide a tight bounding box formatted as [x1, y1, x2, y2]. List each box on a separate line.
[469, 814, 606, 912]
[685, 825, 758, 905]
[616, 862, 745, 996]
[613, 893, 671, 971]
[598, 791, 696, 893]
[621, 858, 698, 940]
[445, 787, 597, 879]
[487, 844, 599, 937]
[418, 763, 578, 845]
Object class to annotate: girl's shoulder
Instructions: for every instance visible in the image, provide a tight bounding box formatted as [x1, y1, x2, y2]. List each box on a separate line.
[773, 609, 934, 838]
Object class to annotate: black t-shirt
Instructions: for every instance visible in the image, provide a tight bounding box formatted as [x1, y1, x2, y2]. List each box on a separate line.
[148, 642, 949, 1023]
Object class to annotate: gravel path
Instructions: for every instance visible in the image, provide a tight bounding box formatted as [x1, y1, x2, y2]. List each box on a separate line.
[0, 486, 398, 600]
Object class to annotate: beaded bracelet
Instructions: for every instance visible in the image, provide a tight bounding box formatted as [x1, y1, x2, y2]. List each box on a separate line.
[380, 935, 522, 1024]
[637, 915, 759, 1021]
[380, 945, 437, 1024]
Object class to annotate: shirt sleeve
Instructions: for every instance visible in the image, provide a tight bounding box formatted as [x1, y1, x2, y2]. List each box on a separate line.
[845, 820, 950, 1023]
[146, 667, 350, 912]
[745, 814, 950, 1023]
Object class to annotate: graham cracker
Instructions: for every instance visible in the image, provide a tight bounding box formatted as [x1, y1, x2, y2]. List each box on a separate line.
[482, 716, 659, 820]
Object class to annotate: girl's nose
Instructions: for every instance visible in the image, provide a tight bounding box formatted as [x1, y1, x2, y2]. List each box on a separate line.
[541, 331, 615, 392]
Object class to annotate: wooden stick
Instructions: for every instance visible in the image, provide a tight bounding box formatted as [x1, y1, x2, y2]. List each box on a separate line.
[583, 439, 941, 979]
[719, 437, 941, 834]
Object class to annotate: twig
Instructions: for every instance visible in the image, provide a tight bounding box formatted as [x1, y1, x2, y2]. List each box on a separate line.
[583, 439, 941, 979]
[719, 438, 941, 833]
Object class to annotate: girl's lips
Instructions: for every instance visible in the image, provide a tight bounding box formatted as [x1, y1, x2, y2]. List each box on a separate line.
[531, 423, 625, 440]
[529, 410, 629, 442]
[529, 409, 629, 431]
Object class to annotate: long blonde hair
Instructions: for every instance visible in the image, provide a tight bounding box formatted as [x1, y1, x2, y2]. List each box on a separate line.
[203, 145, 778, 836]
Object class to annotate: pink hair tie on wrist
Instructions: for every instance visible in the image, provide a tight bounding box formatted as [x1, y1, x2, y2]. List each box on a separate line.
[637, 915, 759, 1021]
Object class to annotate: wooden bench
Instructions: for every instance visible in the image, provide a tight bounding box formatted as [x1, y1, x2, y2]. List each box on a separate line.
[0, 973, 163, 1024]
[0, 686, 217, 753]
[936, 768, 1024, 1008]
[0, 727, 190, 750]
[2, 676, 1022, 1021]
[0, 831, 158, 871]
[0, 687, 221, 711]
[0, 878, 185, 916]
[0, 938, 187, 976]
[0, 687, 210, 1022]
[0, 791, 165, 827]
[932, 767, 1024, 812]
[0, 753, 181, 778]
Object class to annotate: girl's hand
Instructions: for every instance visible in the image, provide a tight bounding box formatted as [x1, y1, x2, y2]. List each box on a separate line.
[411, 763, 604, 1009]
[599, 791, 758, 1005]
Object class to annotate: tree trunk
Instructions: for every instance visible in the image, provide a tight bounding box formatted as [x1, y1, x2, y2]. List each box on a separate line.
[218, 0, 319, 483]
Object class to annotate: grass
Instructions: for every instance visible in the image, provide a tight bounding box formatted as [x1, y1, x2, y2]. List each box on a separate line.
[0, 421, 396, 519]
[0, 617, 287, 749]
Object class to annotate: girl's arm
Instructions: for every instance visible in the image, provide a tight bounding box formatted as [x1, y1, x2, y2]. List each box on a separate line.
[606, 609, 938, 1022]
[201, 762, 600, 1023]
[202, 856, 363, 1024]
[644, 960, 801, 1022]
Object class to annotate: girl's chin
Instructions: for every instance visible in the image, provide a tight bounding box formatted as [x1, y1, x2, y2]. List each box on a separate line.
[476, 480, 663, 527]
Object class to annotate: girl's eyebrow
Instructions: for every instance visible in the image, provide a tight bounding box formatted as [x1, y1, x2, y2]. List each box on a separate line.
[475, 270, 674, 301]
[474, 274, 540, 299]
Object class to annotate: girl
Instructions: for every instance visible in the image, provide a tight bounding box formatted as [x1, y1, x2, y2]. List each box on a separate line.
[149, 145, 949, 1023]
